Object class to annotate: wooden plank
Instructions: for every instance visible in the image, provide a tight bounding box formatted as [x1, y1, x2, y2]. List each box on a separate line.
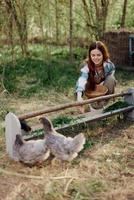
[24, 105, 134, 140]
[19, 92, 131, 120]
[55, 105, 134, 133]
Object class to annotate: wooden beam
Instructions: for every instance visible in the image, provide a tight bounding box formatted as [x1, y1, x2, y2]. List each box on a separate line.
[24, 105, 134, 140]
[19, 91, 131, 120]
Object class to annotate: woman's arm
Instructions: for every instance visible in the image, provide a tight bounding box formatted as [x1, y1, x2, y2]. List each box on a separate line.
[104, 61, 115, 77]
[76, 65, 89, 101]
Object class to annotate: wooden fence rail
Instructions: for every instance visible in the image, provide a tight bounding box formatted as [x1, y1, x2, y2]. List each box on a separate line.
[19, 91, 131, 120]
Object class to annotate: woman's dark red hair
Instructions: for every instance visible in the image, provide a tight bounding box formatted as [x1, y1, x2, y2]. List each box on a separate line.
[86, 41, 110, 91]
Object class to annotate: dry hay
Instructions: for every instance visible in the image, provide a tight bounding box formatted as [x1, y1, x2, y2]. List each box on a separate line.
[0, 118, 133, 200]
[0, 83, 134, 199]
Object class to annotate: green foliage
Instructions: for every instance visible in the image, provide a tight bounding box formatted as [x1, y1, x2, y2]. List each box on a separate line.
[52, 115, 74, 127]
[31, 129, 44, 138]
[0, 45, 87, 97]
[116, 69, 134, 85]
[83, 139, 94, 150]
[106, 0, 134, 29]
[103, 100, 130, 113]
[51, 47, 87, 60]
[0, 45, 134, 99]
[125, 1, 134, 27]
[0, 0, 134, 50]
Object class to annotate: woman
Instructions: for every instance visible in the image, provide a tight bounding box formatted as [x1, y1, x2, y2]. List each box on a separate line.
[76, 41, 116, 112]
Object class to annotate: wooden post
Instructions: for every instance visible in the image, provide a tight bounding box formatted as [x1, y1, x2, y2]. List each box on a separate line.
[124, 88, 134, 121]
[5, 112, 21, 160]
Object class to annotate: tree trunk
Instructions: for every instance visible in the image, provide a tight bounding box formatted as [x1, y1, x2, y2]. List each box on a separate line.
[55, 0, 59, 43]
[4, 1, 15, 63]
[69, 0, 73, 63]
[120, 0, 128, 28]
[101, 0, 109, 36]
[93, 0, 109, 39]
[4, 0, 28, 56]
[82, 0, 96, 32]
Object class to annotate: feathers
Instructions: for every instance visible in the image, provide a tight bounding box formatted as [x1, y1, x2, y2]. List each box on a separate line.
[19, 119, 32, 136]
[65, 133, 85, 154]
[20, 120, 32, 132]
[15, 134, 24, 146]
[13, 116, 86, 165]
[13, 135, 50, 165]
[39, 117, 54, 134]
[40, 116, 86, 161]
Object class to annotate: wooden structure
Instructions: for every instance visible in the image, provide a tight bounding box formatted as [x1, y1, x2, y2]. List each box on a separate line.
[128, 34, 134, 66]
[103, 29, 134, 67]
[5, 88, 134, 158]
[18, 88, 134, 121]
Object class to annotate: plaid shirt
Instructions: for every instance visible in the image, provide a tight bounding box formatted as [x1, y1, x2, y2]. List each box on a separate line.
[76, 60, 115, 93]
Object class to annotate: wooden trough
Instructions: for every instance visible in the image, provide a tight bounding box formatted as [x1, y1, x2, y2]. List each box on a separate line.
[5, 88, 134, 159]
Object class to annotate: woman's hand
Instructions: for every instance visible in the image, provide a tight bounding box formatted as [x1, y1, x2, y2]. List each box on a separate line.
[76, 92, 85, 113]
[77, 105, 85, 114]
[77, 91, 83, 102]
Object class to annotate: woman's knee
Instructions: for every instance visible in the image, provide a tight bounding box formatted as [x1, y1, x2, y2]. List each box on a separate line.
[104, 75, 116, 94]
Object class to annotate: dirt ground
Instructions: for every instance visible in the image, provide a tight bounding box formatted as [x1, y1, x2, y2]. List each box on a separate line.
[0, 84, 134, 200]
[0, 115, 134, 200]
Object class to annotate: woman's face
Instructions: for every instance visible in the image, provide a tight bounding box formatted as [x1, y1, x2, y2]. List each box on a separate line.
[90, 49, 103, 66]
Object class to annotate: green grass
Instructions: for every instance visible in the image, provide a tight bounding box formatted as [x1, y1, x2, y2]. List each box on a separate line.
[103, 100, 130, 113]
[0, 45, 87, 97]
[52, 115, 74, 127]
[0, 57, 77, 95]
[0, 44, 133, 99]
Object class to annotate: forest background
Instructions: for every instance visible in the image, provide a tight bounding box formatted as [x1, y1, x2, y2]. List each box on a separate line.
[0, 0, 134, 98]
[0, 1, 134, 200]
